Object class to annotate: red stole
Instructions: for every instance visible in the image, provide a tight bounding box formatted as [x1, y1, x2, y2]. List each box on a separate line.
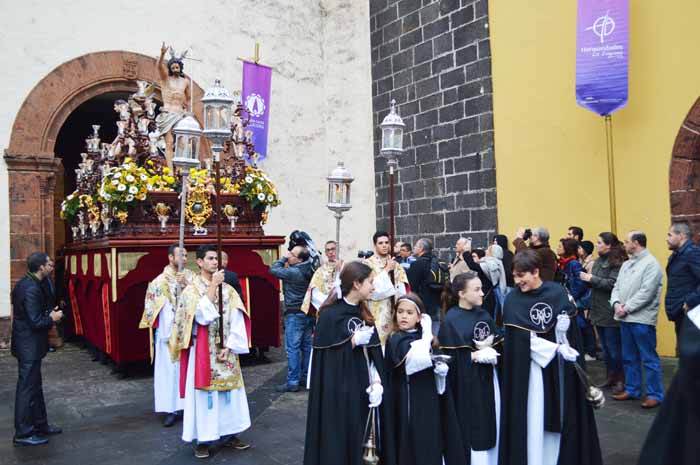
[179, 324, 212, 399]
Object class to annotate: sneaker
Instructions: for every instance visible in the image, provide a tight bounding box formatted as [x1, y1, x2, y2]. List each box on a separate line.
[13, 435, 49, 447]
[584, 354, 596, 362]
[223, 436, 251, 450]
[194, 444, 210, 459]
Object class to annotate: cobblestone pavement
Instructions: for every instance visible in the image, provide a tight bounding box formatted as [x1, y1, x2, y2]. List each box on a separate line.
[0, 343, 678, 465]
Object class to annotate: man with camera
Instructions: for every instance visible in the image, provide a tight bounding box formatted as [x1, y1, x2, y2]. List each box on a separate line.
[513, 226, 558, 282]
[11, 252, 64, 446]
[270, 245, 316, 392]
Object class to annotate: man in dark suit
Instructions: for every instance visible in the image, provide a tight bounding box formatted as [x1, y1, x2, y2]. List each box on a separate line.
[11, 252, 64, 446]
[665, 223, 700, 352]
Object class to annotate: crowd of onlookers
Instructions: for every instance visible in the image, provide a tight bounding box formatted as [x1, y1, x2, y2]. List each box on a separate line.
[392, 223, 700, 409]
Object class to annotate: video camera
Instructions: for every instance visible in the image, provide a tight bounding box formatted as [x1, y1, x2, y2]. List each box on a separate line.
[288, 230, 321, 270]
[357, 250, 374, 259]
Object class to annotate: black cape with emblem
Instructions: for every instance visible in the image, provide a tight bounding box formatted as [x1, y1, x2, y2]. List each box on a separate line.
[438, 306, 502, 465]
[303, 299, 395, 465]
[384, 328, 444, 465]
[637, 313, 700, 465]
[498, 281, 602, 465]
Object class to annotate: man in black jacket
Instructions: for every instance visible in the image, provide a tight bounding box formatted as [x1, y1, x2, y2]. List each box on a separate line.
[407, 238, 442, 334]
[11, 252, 64, 446]
[665, 223, 700, 351]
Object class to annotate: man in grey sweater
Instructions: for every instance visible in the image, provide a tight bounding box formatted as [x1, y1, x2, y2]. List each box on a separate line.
[610, 231, 665, 408]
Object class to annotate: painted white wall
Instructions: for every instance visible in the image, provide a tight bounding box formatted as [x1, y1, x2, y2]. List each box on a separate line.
[0, 0, 376, 317]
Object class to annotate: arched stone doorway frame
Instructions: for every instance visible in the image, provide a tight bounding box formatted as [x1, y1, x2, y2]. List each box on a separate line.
[670, 97, 700, 235]
[4, 50, 206, 286]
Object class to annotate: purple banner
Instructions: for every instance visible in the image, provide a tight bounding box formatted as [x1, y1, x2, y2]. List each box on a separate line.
[576, 0, 629, 116]
[241, 61, 272, 164]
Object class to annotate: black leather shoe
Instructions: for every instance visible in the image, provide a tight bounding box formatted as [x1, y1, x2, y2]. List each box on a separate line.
[275, 384, 299, 393]
[13, 435, 49, 446]
[163, 413, 177, 428]
[37, 425, 62, 435]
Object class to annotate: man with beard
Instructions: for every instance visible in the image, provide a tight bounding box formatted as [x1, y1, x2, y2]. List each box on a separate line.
[156, 42, 191, 170]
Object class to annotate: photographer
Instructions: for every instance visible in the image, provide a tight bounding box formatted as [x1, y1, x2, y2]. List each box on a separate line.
[11, 252, 64, 446]
[513, 226, 558, 282]
[270, 245, 316, 393]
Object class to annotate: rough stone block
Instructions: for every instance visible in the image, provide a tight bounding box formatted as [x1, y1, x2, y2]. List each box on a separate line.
[456, 191, 485, 208]
[416, 110, 439, 129]
[403, 11, 420, 32]
[399, 0, 422, 16]
[446, 173, 469, 193]
[420, 93, 442, 112]
[423, 17, 450, 41]
[415, 41, 434, 64]
[446, 210, 471, 232]
[424, 178, 445, 196]
[469, 169, 496, 190]
[419, 213, 446, 233]
[420, 3, 441, 25]
[434, 32, 454, 55]
[433, 123, 455, 141]
[439, 101, 464, 122]
[400, 28, 423, 50]
[451, 5, 474, 27]
[454, 17, 488, 48]
[471, 208, 497, 230]
[438, 139, 461, 159]
[416, 143, 438, 164]
[416, 76, 440, 97]
[392, 49, 414, 73]
[431, 55, 455, 75]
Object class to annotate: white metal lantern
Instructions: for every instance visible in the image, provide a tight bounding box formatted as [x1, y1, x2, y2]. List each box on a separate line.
[380, 99, 405, 167]
[172, 115, 202, 169]
[201, 79, 234, 147]
[326, 161, 354, 213]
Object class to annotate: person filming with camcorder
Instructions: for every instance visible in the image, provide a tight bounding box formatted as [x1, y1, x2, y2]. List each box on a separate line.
[513, 226, 558, 282]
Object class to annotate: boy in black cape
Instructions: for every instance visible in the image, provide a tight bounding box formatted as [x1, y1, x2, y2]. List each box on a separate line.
[303, 261, 396, 465]
[499, 250, 602, 465]
[384, 293, 447, 465]
[637, 306, 700, 465]
[439, 271, 502, 465]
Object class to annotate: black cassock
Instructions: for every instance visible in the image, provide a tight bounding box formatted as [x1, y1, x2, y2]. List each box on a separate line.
[384, 328, 444, 465]
[303, 300, 395, 465]
[439, 306, 502, 465]
[638, 313, 700, 465]
[498, 282, 602, 465]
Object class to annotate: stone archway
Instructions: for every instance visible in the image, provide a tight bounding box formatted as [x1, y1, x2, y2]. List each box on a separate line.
[4, 50, 205, 286]
[670, 97, 700, 235]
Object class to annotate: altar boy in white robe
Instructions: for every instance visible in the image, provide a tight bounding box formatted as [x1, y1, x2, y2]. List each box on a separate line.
[499, 250, 602, 465]
[169, 245, 252, 459]
[139, 244, 192, 427]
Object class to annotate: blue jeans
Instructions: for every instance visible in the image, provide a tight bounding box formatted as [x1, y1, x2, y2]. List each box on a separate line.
[620, 322, 664, 401]
[597, 326, 622, 373]
[284, 313, 315, 387]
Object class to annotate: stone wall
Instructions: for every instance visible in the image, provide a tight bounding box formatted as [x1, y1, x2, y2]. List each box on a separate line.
[670, 97, 700, 236]
[369, 0, 497, 259]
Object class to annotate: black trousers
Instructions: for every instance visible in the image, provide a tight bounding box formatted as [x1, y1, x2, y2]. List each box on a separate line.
[15, 359, 48, 438]
[674, 313, 685, 356]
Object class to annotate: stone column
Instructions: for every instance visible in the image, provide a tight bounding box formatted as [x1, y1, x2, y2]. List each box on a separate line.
[3, 154, 62, 287]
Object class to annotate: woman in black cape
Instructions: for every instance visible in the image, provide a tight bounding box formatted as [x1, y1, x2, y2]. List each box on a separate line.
[439, 271, 502, 465]
[303, 261, 395, 465]
[384, 292, 446, 465]
[637, 309, 700, 465]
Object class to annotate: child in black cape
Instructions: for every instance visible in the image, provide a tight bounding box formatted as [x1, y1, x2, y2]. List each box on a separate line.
[384, 292, 447, 465]
[303, 261, 395, 465]
[499, 250, 602, 465]
[637, 307, 700, 465]
[439, 271, 502, 465]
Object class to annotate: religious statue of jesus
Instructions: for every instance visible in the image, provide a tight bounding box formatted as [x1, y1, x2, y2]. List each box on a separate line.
[156, 42, 191, 171]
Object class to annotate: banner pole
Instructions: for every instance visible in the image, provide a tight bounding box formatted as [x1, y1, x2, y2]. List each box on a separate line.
[604, 115, 618, 235]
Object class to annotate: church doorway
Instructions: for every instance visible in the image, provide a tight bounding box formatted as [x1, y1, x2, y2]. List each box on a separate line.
[670, 97, 700, 237]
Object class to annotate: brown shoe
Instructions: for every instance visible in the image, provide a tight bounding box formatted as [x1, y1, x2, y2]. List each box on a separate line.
[641, 399, 660, 409]
[223, 436, 251, 450]
[612, 391, 634, 401]
[194, 444, 210, 459]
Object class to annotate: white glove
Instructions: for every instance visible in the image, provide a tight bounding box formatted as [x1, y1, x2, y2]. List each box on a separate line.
[420, 314, 433, 342]
[557, 344, 579, 362]
[556, 314, 570, 333]
[366, 383, 384, 408]
[433, 361, 449, 395]
[405, 339, 433, 376]
[474, 334, 494, 350]
[472, 347, 499, 365]
[352, 326, 374, 346]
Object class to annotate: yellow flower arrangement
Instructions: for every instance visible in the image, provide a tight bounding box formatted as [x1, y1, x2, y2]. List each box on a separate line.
[232, 165, 281, 211]
[99, 158, 150, 218]
[145, 162, 177, 192]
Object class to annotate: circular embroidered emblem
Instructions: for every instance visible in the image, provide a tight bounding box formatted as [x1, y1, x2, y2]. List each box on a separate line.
[473, 321, 492, 342]
[529, 302, 553, 330]
[347, 317, 364, 334]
